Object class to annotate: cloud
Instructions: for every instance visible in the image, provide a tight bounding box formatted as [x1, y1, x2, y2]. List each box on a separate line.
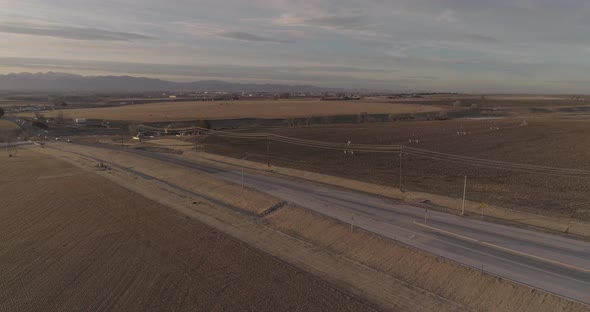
[215, 31, 289, 43]
[436, 10, 457, 23]
[547, 79, 590, 85]
[0, 23, 153, 41]
[294, 66, 396, 73]
[404, 75, 439, 80]
[2, 0, 590, 92]
[466, 33, 498, 43]
[173, 21, 291, 43]
[275, 13, 372, 31]
[302, 14, 371, 30]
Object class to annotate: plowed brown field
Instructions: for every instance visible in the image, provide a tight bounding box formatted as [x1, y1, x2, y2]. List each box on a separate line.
[17, 99, 442, 122]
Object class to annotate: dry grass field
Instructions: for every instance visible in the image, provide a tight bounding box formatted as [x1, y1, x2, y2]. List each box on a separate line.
[428, 94, 577, 101]
[0, 148, 376, 312]
[416, 94, 588, 110]
[0, 100, 39, 107]
[18, 99, 444, 122]
[14, 95, 590, 126]
[201, 117, 590, 220]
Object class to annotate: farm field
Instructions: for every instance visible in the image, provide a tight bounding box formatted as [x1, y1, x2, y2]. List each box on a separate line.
[17, 99, 444, 122]
[0, 148, 376, 312]
[201, 117, 590, 220]
[13, 95, 590, 129]
[426, 94, 579, 101]
[0, 100, 40, 107]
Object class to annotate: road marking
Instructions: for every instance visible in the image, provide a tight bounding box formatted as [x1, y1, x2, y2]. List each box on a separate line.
[414, 221, 590, 274]
[304, 200, 590, 287]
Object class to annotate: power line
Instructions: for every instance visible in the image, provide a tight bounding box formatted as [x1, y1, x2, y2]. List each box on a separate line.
[137, 124, 590, 178]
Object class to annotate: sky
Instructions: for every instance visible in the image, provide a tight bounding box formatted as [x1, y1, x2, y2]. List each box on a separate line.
[1, 0, 590, 92]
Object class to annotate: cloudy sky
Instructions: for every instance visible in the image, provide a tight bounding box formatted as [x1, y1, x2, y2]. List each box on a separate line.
[1, 0, 590, 92]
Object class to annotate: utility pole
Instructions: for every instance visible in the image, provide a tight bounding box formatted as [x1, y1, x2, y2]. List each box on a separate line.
[461, 175, 467, 215]
[241, 156, 249, 191]
[399, 145, 403, 191]
[351, 215, 355, 233]
[266, 136, 271, 167]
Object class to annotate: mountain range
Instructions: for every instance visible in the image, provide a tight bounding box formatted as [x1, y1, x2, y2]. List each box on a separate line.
[0, 72, 366, 93]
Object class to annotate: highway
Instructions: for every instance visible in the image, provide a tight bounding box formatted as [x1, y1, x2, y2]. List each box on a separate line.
[69, 144, 590, 305]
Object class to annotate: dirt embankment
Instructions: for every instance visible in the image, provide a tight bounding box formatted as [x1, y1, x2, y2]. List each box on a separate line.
[51, 143, 280, 215]
[0, 148, 377, 312]
[0, 119, 22, 142]
[266, 205, 590, 312]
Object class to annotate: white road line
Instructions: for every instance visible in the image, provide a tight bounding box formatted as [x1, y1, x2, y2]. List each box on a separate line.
[414, 221, 590, 276]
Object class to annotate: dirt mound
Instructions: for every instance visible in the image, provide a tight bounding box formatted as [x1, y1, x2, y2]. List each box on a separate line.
[0, 120, 22, 142]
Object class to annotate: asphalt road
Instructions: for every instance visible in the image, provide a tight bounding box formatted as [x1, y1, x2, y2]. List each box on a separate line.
[69, 144, 590, 305]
